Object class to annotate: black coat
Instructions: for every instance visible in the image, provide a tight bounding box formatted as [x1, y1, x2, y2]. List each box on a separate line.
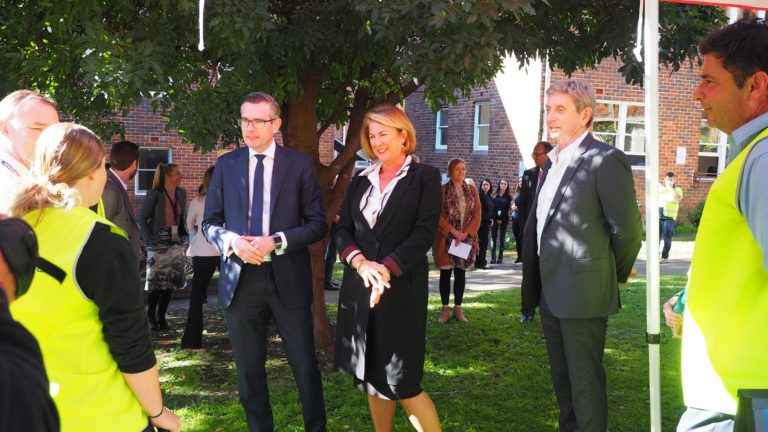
[334, 162, 441, 387]
[479, 192, 494, 226]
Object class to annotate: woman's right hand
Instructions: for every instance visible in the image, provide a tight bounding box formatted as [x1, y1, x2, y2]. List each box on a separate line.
[151, 406, 180, 432]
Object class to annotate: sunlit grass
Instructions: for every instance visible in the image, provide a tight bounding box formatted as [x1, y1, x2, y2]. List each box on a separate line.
[157, 275, 688, 431]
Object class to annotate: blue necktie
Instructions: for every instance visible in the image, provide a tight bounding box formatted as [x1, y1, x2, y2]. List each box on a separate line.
[249, 154, 266, 236]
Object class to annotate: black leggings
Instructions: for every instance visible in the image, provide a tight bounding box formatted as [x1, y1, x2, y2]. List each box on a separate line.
[439, 268, 465, 306]
[181, 256, 220, 347]
[147, 290, 173, 323]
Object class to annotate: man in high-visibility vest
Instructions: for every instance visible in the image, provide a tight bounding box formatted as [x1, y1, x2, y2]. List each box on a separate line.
[669, 18, 768, 432]
[659, 172, 683, 264]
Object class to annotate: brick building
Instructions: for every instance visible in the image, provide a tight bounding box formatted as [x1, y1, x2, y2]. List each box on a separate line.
[111, 97, 341, 215]
[405, 57, 727, 223]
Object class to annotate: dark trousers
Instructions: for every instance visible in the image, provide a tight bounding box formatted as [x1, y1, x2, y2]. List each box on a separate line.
[660, 217, 675, 259]
[676, 407, 734, 432]
[324, 225, 337, 284]
[439, 268, 465, 306]
[225, 264, 326, 432]
[181, 256, 219, 348]
[540, 295, 608, 432]
[147, 290, 172, 323]
[512, 218, 523, 262]
[475, 222, 490, 267]
[491, 221, 509, 262]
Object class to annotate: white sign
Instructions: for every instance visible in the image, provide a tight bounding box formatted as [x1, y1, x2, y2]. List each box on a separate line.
[676, 147, 687, 165]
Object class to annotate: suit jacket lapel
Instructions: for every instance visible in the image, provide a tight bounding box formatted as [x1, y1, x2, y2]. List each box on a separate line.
[543, 135, 591, 230]
[108, 169, 137, 224]
[239, 147, 250, 216]
[371, 164, 415, 238]
[269, 145, 289, 224]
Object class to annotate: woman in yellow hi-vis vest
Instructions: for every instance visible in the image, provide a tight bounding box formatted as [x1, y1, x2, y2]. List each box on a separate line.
[9, 123, 180, 432]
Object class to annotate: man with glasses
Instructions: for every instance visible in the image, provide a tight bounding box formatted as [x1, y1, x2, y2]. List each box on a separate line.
[0, 90, 59, 214]
[203, 92, 327, 431]
[518, 140, 552, 323]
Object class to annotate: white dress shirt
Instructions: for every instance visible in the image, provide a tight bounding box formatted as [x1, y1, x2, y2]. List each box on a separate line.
[0, 146, 29, 214]
[536, 130, 589, 255]
[186, 196, 220, 257]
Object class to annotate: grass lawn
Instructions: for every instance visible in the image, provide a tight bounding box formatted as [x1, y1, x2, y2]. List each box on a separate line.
[156, 275, 689, 431]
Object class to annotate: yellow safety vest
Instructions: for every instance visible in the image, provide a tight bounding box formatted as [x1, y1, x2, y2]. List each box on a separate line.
[681, 127, 768, 414]
[10, 206, 148, 431]
[659, 185, 683, 220]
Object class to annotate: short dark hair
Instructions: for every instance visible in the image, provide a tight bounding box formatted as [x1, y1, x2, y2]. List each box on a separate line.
[665, 172, 675, 178]
[537, 141, 553, 152]
[110, 140, 139, 170]
[242, 92, 281, 118]
[699, 18, 768, 88]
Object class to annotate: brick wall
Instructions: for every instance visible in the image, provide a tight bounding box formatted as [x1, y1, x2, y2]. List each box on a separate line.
[405, 85, 525, 189]
[407, 57, 715, 223]
[112, 98, 339, 215]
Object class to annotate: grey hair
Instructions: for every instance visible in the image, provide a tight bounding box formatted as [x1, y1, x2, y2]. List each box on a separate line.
[546, 79, 596, 127]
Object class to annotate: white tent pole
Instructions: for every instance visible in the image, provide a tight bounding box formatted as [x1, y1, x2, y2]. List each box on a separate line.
[643, 0, 662, 431]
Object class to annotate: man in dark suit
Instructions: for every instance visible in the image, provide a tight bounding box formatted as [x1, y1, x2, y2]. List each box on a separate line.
[522, 79, 642, 431]
[101, 140, 141, 260]
[203, 92, 327, 432]
[518, 140, 552, 323]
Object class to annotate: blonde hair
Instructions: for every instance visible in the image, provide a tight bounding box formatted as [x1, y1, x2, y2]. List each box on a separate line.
[360, 105, 417, 160]
[151, 163, 179, 191]
[12, 123, 105, 219]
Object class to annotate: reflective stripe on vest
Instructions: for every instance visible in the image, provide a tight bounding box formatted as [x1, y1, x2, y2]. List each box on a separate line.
[681, 127, 768, 414]
[10, 207, 147, 431]
[660, 186, 683, 220]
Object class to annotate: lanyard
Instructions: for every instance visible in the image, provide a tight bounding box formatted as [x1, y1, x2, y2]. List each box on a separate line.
[163, 188, 179, 224]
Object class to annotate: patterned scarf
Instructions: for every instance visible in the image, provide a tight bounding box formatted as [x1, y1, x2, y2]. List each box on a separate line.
[441, 180, 479, 269]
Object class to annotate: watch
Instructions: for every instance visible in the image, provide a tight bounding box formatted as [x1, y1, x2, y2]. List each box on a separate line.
[271, 234, 283, 247]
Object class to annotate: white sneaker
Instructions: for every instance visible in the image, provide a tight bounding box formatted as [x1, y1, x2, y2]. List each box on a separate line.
[660, 258, 669, 264]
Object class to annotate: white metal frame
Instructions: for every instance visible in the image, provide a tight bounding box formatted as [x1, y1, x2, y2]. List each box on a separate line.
[135, 147, 173, 196]
[435, 109, 448, 150]
[473, 101, 490, 151]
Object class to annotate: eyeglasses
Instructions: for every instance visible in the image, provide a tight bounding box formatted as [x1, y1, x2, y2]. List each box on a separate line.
[240, 117, 277, 129]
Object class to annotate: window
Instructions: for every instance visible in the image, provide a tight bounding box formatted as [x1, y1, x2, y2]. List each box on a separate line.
[593, 101, 645, 167]
[135, 147, 172, 194]
[473, 101, 490, 151]
[698, 113, 728, 178]
[435, 109, 448, 150]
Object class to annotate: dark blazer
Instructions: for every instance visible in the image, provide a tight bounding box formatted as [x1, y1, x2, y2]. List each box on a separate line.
[203, 145, 327, 309]
[101, 169, 141, 259]
[518, 166, 540, 229]
[138, 186, 187, 244]
[479, 191, 493, 225]
[492, 194, 512, 223]
[521, 134, 642, 319]
[334, 162, 441, 388]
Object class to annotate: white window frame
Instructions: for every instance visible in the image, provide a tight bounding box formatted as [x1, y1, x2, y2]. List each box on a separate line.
[135, 147, 173, 195]
[435, 109, 448, 150]
[593, 100, 645, 168]
[473, 101, 490, 151]
[698, 116, 728, 178]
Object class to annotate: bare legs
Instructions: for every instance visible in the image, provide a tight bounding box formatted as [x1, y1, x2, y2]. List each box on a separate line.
[368, 392, 441, 432]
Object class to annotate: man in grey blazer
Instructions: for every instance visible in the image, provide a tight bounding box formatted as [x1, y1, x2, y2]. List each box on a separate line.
[101, 140, 141, 260]
[522, 79, 642, 431]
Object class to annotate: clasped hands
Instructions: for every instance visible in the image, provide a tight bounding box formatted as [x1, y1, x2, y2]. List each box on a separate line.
[352, 256, 391, 308]
[233, 235, 276, 265]
[450, 228, 468, 247]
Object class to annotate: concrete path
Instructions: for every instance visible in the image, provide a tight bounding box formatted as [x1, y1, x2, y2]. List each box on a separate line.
[175, 240, 694, 308]
[323, 240, 693, 306]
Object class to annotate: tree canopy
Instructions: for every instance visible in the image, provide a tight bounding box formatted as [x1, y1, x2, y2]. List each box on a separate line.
[0, 0, 725, 348]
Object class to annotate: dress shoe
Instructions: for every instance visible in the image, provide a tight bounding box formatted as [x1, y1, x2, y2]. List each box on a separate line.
[158, 319, 171, 331]
[514, 258, 523, 263]
[438, 305, 452, 324]
[325, 280, 340, 291]
[519, 315, 534, 323]
[453, 305, 468, 323]
[148, 315, 160, 332]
